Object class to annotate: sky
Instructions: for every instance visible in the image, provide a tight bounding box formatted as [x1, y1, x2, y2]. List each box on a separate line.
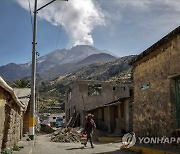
[0, 0, 180, 66]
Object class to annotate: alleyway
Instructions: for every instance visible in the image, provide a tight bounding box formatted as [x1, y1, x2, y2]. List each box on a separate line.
[14, 134, 135, 154]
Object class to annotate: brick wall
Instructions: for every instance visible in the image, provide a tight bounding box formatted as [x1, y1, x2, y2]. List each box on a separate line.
[133, 35, 180, 137]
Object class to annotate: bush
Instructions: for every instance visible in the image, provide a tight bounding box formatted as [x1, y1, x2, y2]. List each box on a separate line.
[13, 144, 20, 151]
[2, 148, 11, 154]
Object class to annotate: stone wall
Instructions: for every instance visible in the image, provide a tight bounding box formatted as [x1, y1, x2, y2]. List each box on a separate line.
[133, 35, 180, 137]
[0, 87, 22, 151]
[0, 87, 6, 153]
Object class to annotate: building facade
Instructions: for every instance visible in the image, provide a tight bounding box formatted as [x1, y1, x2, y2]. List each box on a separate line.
[0, 77, 25, 152]
[65, 80, 133, 127]
[14, 88, 31, 135]
[131, 26, 180, 137]
[88, 96, 133, 135]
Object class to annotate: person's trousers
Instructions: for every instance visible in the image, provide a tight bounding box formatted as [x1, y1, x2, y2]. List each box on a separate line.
[87, 133, 93, 147]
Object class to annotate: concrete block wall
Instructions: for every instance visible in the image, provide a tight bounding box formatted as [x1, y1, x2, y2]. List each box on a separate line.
[66, 81, 133, 126]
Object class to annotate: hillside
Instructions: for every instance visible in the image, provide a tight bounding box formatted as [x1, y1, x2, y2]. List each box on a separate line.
[38, 55, 136, 112]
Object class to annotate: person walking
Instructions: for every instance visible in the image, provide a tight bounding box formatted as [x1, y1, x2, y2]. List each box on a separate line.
[84, 113, 96, 148]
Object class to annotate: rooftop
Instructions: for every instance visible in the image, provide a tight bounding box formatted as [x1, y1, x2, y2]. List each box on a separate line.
[14, 88, 31, 111]
[0, 76, 25, 110]
[130, 26, 180, 65]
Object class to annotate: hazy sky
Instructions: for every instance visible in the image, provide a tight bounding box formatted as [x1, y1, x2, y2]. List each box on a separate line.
[0, 0, 180, 65]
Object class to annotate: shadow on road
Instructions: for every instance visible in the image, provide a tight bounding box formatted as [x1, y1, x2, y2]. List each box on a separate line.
[66, 147, 85, 150]
[94, 150, 134, 154]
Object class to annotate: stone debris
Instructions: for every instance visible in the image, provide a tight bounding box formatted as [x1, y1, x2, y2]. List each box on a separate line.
[40, 126, 55, 134]
[51, 127, 83, 143]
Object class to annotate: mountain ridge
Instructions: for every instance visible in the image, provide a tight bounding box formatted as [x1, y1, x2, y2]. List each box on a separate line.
[40, 52, 117, 81]
[0, 45, 118, 81]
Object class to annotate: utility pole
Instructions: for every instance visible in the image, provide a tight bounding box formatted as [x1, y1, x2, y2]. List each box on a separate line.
[29, 0, 37, 140]
[29, 0, 68, 140]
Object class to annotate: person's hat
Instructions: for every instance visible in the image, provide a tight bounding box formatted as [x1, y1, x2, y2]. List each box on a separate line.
[87, 113, 94, 117]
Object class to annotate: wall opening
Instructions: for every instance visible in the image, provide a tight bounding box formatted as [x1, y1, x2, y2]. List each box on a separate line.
[88, 84, 102, 96]
[175, 76, 180, 128]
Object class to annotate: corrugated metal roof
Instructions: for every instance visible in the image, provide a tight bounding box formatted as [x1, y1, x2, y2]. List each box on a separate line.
[86, 99, 121, 111]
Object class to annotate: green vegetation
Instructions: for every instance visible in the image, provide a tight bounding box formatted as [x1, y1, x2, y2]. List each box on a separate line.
[12, 79, 30, 88]
[13, 144, 20, 151]
[2, 149, 11, 154]
[38, 82, 66, 113]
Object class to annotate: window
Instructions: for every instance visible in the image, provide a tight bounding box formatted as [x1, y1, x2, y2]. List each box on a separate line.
[130, 89, 134, 97]
[121, 87, 126, 91]
[69, 109, 70, 119]
[88, 84, 102, 96]
[113, 86, 116, 90]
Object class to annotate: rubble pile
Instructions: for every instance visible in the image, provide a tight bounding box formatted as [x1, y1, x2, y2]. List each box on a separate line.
[51, 127, 83, 143]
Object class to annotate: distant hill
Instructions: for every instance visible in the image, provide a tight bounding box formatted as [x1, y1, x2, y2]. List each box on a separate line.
[0, 63, 30, 81]
[0, 45, 117, 81]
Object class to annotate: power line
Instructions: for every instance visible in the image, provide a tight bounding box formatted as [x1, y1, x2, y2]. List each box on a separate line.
[55, 1, 68, 50]
[27, 0, 33, 33]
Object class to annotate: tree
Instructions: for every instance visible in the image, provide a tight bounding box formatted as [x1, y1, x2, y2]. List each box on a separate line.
[12, 79, 30, 88]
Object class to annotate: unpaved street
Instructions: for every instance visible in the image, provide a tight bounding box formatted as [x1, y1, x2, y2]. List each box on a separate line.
[14, 134, 136, 154]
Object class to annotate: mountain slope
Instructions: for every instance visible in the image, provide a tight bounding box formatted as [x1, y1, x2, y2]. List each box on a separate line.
[78, 53, 117, 65]
[40, 53, 117, 80]
[40, 55, 136, 93]
[59, 55, 135, 83]
[0, 63, 30, 81]
[0, 45, 117, 81]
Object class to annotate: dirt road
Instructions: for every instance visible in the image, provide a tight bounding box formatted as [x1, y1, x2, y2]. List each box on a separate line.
[14, 134, 136, 154]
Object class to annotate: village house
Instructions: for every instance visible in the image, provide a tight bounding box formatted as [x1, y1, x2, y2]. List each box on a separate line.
[0, 77, 25, 152]
[14, 88, 31, 135]
[131, 26, 180, 137]
[47, 113, 65, 127]
[87, 94, 133, 135]
[65, 80, 133, 132]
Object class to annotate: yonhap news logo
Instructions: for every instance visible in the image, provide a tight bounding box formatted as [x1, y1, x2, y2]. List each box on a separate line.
[120, 132, 180, 149]
[120, 132, 136, 149]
